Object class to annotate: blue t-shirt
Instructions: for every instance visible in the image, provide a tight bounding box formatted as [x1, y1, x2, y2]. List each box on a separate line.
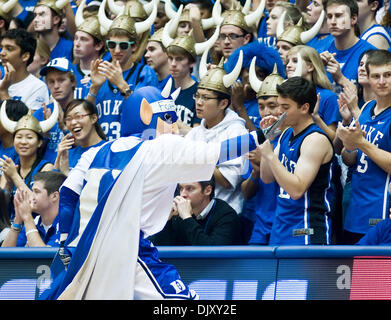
[73, 63, 90, 100]
[344, 100, 391, 235]
[0, 142, 18, 163]
[244, 99, 260, 129]
[307, 34, 334, 54]
[50, 37, 74, 63]
[325, 39, 377, 89]
[68, 140, 106, 171]
[316, 86, 341, 126]
[243, 135, 280, 245]
[172, 82, 201, 127]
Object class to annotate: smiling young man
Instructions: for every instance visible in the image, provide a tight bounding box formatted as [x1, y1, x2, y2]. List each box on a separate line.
[33, 57, 76, 163]
[337, 50, 391, 244]
[0, 28, 50, 111]
[259, 76, 334, 245]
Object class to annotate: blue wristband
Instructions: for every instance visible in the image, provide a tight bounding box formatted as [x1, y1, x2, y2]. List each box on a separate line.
[11, 222, 23, 231]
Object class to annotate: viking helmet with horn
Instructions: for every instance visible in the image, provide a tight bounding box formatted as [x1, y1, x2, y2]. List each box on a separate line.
[198, 47, 243, 96]
[0, 0, 18, 21]
[215, 0, 265, 34]
[164, 0, 220, 31]
[249, 60, 284, 98]
[162, 18, 221, 60]
[99, 0, 158, 39]
[35, 0, 69, 16]
[276, 10, 325, 45]
[108, 0, 155, 19]
[0, 100, 59, 136]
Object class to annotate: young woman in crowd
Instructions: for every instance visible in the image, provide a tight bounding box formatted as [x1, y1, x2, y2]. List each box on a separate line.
[54, 99, 107, 175]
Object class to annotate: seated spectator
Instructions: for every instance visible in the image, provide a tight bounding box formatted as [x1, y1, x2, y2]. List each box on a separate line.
[54, 99, 107, 175]
[149, 178, 243, 245]
[2, 171, 66, 247]
[0, 188, 11, 245]
[0, 28, 50, 110]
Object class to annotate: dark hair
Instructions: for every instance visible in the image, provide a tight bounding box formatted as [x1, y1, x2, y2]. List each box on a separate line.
[215, 91, 231, 109]
[1, 99, 29, 121]
[107, 28, 137, 43]
[325, 0, 358, 17]
[365, 49, 391, 75]
[33, 171, 67, 195]
[3, 28, 36, 66]
[64, 99, 107, 141]
[167, 45, 196, 63]
[276, 77, 317, 113]
[199, 176, 215, 199]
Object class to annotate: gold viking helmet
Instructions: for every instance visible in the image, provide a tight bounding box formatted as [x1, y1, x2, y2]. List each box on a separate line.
[98, 0, 158, 39]
[198, 48, 243, 96]
[162, 8, 221, 60]
[179, 8, 190, 24]
[249, 60, 284, 98]
[108, 0, 155, 19]
[35, 0, 69, 16]
[216, 0, 266, 34]
[149, 27, 164, 44]
[0, 0, 19, 21]
[276, 10, 325, 45]
[0, 100, 59, 136]
[78, 16, 103, 42]
[75, 0, 103, 40]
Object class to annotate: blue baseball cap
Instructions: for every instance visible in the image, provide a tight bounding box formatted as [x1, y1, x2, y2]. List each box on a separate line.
[40, 57, 74, 76]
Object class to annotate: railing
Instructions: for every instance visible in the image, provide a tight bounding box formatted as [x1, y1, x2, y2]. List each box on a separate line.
[0, 246, 390, 300]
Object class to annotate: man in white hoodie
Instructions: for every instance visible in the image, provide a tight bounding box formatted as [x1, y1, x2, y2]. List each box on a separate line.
[185, 58, 248, 215]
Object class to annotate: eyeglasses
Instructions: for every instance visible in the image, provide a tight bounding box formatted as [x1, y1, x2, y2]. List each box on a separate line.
[218, 33, 245, 41]
[64, 113, 92, 123]
[106, 40, 134, 51]
[193, 93, 219, 102]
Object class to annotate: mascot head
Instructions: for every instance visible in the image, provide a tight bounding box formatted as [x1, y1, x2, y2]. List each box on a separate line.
[120, 78, 180, 139]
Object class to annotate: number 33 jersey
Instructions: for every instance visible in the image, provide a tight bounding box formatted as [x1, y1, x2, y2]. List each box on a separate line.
[345, 100, 391, 235]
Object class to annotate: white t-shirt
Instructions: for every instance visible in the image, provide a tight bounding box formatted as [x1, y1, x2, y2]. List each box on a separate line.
[7, 74, 50, 110]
